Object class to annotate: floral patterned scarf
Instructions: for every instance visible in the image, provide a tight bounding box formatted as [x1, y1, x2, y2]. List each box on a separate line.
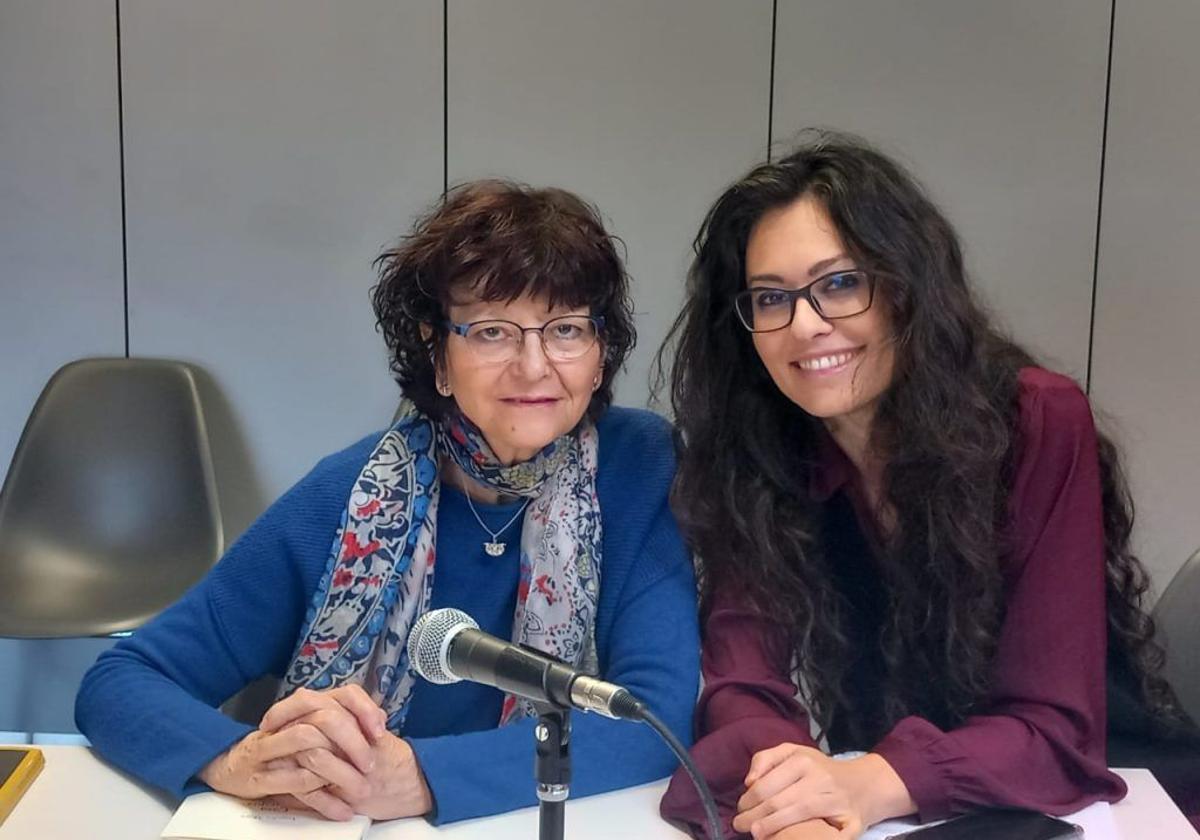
[280, 398, 602, 730]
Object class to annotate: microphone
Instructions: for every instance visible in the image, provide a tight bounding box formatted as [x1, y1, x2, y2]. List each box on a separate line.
[407, 608, 646, 720]
[410, 608, 727, 838]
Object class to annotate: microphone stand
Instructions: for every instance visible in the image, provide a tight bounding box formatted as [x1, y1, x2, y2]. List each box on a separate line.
[532, 704, 571, 840]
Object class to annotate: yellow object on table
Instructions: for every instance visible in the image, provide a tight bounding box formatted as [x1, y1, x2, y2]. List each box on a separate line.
[0, 746, 44, 826]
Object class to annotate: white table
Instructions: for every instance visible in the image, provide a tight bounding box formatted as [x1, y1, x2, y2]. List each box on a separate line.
[0, 746, 1194, 839]
[1113, 768, 1198, 839]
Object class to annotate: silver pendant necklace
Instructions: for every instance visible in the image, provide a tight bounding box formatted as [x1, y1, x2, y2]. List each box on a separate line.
[459, 476, 530, 556]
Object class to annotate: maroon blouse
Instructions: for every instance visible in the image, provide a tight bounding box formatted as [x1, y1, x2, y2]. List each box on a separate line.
[660, 368, 1128, 838]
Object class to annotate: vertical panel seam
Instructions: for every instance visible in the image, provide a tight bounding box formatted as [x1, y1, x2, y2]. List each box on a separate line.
[443, 0, 449, 194]
[116, 0, 130, 357]
[1087, 0, 1116, 394]
[767, 0, 778, 161]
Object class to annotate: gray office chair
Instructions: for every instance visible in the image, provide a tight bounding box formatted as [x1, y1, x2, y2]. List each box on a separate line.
[1155, 547, 1200, 725]
[0, 358, 223, 638]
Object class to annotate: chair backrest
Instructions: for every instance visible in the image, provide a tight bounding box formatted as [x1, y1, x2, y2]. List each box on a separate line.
[1154, 547, 1200, 724]
[0, 358, 223, 638]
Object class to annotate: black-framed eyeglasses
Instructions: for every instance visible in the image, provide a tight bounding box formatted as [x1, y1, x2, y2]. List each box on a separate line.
[733, 270, 877, 333]
[444, 314, 605, 363]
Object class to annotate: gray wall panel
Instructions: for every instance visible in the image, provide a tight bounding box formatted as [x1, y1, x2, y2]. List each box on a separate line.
[0, 0, 124, 736]
[0, 638, 115, 736]
[447, 0, 772, 408]
[772, 1, 1109, 378]
[121, 0, 443, 534]
[0, 0, 124, 482]
[1091, 0, 1200, 591]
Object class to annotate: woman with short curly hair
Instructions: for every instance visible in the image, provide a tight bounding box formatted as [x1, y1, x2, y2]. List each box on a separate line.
[78, 180, 699, 825]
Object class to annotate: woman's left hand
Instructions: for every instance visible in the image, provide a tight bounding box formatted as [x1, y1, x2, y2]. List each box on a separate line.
[733, 744, 866, 839]
[272, 727, 433, 821]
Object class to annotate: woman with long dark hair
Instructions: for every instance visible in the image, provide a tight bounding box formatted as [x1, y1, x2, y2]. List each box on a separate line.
[658, 132, 1196, 839]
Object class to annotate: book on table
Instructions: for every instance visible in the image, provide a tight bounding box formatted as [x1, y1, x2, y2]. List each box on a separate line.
[160, 791, 371, 840]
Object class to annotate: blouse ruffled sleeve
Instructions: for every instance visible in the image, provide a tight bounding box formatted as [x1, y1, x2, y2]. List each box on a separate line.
[660, 585, 817, 838]
[872, 370, 1127, 820]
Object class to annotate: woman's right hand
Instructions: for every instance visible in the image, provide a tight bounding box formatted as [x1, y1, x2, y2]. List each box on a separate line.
[734, 743, 872, 839]
[199, 686, 386, 820]
[766, 821, 845, 840]
[197, 728, 360, 819]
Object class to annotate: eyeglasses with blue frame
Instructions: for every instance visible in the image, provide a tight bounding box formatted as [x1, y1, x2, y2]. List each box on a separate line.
[443, 314, 606, 362]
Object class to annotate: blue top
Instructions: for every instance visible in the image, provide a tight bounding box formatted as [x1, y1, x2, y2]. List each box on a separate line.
[75, 406, 700, 824]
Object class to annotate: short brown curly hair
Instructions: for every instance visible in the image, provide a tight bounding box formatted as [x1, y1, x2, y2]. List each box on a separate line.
[371, 180, 635, 422]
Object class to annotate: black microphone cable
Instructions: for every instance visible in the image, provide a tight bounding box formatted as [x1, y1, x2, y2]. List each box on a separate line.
[636, 706, 725, 840]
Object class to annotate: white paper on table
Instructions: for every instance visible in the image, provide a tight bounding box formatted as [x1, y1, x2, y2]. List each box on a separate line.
[861, 801, 1119, 840]
[160, 791, 371, 840]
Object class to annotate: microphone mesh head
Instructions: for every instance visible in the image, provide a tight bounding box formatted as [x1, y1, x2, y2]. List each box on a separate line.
[408, 607, 478, 684]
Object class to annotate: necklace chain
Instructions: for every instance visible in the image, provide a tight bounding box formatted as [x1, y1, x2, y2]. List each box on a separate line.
[458, 475, 530, 556]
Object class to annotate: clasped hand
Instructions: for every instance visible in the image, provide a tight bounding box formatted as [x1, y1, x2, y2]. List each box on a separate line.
[733, 743, 869, 840]
[199, 685, 432, 821]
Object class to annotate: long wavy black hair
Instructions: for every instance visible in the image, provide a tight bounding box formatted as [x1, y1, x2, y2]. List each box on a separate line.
[659, 130, 1184, 744]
